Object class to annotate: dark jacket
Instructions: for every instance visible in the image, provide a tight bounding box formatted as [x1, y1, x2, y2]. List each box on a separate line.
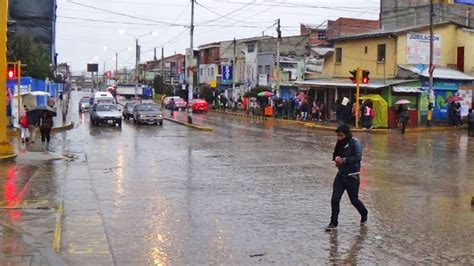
[468, 112, 474, 123]
[333, 137, 363, 175]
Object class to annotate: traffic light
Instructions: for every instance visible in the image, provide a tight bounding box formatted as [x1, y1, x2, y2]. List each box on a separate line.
[362, 70, 370, 84]
[7, 64, 16, 80]
[349, 69, 357, 84]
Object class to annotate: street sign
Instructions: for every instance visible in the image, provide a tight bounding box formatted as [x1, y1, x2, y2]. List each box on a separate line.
[87, 64, 99, 72]
[454, 0, 474, 6]
[221, 65, 233, 84]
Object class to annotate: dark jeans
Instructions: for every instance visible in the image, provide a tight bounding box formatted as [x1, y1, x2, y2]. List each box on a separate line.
[330, 173, 368, 226]
[40, 128, 51, 143]
[469, 122, 474, 137]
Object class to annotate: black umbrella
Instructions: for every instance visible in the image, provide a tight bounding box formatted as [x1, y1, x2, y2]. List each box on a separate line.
[27, 106, 57, 117]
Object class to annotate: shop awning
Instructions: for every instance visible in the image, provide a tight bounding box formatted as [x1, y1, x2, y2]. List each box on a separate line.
[392, 86, 425, 93]
[398, 64, 474, 81]
[294, 78, 417, 89]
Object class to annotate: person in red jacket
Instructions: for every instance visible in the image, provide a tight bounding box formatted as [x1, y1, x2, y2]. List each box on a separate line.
[19, 110, 30, 144]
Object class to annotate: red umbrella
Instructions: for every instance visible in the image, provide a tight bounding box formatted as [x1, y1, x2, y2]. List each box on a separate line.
[446, 96, 463, 103]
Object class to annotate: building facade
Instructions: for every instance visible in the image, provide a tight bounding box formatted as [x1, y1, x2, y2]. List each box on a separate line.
[380, 0, 474, 30]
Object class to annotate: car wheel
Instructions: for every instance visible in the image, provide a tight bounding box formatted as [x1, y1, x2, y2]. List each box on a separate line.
[159, 121, 163, 126]
[117, 121, 122, 127]
[133, 118, 137, 124]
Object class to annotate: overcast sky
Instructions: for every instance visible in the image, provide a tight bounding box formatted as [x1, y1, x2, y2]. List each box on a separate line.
[56, 0, 380, 73]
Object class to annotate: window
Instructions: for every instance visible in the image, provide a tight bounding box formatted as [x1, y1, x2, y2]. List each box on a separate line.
[247, 43, 255, 53]
[317, 30, 327, 40]
[200, 68, 203, 76]
[258, 65, 263, 74]
[211, 67, 214, 76]
[335, 48, 342, 63]
[377, 44, 386, 62]
[265, 65, 271, 74]
[364, 46, 368, 54]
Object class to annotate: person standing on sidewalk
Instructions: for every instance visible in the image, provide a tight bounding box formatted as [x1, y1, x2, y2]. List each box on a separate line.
[39, 111, 54, 150]
[468, 108, 474, 137]
[19, 111, 30, 144]
[169, 98, 176, 117]
[326, 125, 368, 231]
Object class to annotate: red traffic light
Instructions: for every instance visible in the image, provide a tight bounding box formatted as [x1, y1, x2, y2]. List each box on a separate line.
[349, 70, 357, 84]
[362, 70, 370, 84]
[7, 65, 16, 80]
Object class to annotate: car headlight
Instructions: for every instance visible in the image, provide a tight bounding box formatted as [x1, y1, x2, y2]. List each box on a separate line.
[140, 115, 145, 118]
[158, 115, 163, 118]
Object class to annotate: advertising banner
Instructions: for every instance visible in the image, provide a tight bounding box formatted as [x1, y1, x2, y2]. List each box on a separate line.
[407, 33, 441, 64]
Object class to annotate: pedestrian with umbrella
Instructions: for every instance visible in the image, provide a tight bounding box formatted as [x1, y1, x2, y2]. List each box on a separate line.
[468, 108, 474, 137]
[38, 110, 54, 150]
[395, 99, 411, 133]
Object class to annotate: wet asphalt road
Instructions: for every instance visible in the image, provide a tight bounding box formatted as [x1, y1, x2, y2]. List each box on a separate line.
[2, 91, 474, 265]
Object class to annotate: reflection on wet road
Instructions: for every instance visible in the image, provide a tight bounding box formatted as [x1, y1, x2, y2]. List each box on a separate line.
[4, 91, 474, 265]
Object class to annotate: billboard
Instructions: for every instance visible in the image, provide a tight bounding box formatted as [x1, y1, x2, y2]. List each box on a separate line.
[406, 33, 441, 64]
[454, 0, 474, 6]
[87, 64, 99, 72]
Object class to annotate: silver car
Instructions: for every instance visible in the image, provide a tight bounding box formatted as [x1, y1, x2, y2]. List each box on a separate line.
[90, 104, 122, 127]
[133, 103, 163, 126]
[79, 97, 91, 112]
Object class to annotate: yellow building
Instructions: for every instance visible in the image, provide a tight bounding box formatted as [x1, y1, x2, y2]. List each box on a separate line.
[323, 22, 474, 78]
[296, 22, 474, 127]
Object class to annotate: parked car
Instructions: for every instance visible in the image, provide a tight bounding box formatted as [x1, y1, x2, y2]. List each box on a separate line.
[164, 96, 180, 109]
[79, 97, 91, 112]
[133, 103, 163, 126]
[174, 98, 188, 109]
[90, 104, 122, 127]
[191, 99, 209, 113]
[122, 102, 137, 120]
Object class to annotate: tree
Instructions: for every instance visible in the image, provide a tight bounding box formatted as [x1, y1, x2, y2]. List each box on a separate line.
[152, 74, 173, 96]
[8, 35, 53, 80]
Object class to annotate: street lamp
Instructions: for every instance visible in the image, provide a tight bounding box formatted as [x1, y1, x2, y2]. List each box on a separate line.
[119, 30, 158, 99]
[104, 46, 131, 84]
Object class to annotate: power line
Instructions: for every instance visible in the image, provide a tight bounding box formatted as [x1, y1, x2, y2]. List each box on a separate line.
[66, 0, 187, 27]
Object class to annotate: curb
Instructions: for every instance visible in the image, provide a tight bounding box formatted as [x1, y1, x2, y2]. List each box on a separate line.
[212, 110, 468, 134]
[163, 117, 213, 131]
[0, 153, 18, 161]
[0, 220, 66, 266]
[8, 122, 74, 136]
[51, 122, 74, 133]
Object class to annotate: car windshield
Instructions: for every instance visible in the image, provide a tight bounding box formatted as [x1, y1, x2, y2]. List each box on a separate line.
[96, 105, 117, 111]
[137, 104, 159, 112]
[80, 98, 89, 103]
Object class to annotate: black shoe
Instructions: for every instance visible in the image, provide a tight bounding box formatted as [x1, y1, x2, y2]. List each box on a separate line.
[361, 214, 368, 225]
[325, 223, 338, 231]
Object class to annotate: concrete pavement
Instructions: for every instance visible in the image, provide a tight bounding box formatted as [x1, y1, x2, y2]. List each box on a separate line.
[1, 91, 473, 264]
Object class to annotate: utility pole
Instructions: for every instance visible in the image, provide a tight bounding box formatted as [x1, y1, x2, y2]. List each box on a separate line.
[135, 38, 139, 99]
[355, 68, 362, 128]
[0, 0, 13, 156]
[115, 52, 119, 84]
[187, 0, 195, 124]
[427, 0, 434, 127]
[232, 38, 236, 100]
[276, 19, 281, 97]
[161, 46, 164, 85]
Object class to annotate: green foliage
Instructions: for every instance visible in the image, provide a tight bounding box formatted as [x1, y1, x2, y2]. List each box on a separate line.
[8, 35, 53, 80]
[200, 86, 214, 103]
[152, 75, 173, 96]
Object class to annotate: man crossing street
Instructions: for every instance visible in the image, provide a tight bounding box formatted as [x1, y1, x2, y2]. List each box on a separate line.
[326, 125, 368, 231]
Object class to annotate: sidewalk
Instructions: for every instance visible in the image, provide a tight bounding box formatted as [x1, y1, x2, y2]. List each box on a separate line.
[0, 220, 65, 266]
[211, 109, 468, 134]
[8, 98, 74, 137]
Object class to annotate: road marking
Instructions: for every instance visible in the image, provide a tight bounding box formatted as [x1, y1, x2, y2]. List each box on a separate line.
[53, 202, 64, 253]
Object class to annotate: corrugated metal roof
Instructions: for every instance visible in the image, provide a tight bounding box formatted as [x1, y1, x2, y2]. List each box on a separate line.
[398, 64, 474, 81]
[392, 86, 425, 93]
[294, 78, 417, 89]
[311, 47, 334, 57]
